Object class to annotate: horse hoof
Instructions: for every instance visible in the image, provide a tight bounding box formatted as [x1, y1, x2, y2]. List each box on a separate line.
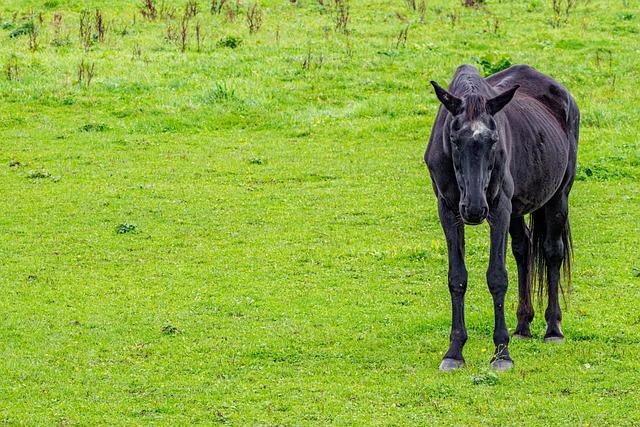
[512, 333, 531, 340]
[439, 358, 464, 371]
[490, 359, 513, 371]
[544, 336, 564, 344]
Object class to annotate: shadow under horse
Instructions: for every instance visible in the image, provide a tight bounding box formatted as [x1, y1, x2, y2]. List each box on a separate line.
[425, 64, 579, 371]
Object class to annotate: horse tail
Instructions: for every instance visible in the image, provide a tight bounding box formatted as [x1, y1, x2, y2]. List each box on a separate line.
[529, 209, 573, 304]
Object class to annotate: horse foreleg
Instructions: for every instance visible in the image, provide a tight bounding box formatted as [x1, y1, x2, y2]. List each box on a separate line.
[437, 199, 468, 371]
[487, 196, 513, 370]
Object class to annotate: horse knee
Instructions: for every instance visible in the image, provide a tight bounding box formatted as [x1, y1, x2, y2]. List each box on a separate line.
[448, 269, 468, 296]
[486, 268, 508, 295]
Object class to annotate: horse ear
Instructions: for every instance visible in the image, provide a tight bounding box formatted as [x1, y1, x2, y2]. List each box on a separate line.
[486, 85, 520, 115]
[430, 81, 462, 115]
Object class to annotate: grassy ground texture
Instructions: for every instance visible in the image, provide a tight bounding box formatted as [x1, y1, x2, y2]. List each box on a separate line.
[0, 0, 639, 424]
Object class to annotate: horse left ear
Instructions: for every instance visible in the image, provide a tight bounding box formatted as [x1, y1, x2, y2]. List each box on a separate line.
[430, 81, 462, 115]
[487, 85, 520, 115]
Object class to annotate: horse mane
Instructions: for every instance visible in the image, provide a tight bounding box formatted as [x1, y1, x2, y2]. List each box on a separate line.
[462, 94, 486, 121]
[448, 65, 490, 120]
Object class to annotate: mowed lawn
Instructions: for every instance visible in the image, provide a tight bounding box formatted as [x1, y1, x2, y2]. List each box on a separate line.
[1, 0, 639, 424]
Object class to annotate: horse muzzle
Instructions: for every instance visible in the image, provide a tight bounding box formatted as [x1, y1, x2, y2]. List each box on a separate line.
[460, 202, 488, 225]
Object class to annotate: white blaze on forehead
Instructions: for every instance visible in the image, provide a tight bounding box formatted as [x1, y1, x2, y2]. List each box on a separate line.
[470, 121, 489, 137]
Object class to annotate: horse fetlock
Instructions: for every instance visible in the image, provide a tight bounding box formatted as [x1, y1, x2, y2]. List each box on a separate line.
[450, 329, 468, 345]
[493, 329, 510, 347]
[444, 344, 465, 361]
[493, 341, 511, 354]
[517, 310, 534, 335]
[544, 305, 562, 322]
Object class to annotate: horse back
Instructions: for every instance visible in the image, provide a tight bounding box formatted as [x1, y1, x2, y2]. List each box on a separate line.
[487, 64, 579, 140]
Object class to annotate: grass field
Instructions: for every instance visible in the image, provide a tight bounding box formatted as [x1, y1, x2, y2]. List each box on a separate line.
[1, 0, 639, 424]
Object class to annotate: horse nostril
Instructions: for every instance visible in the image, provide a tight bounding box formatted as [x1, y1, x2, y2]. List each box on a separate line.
[481, 207, 488, 218]
[460, 203, 468, 215]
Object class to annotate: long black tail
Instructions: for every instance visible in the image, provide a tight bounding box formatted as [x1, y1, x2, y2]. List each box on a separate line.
[529, 210, 573, 304]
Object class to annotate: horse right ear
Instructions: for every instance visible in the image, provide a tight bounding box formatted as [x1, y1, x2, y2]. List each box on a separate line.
[431, 81, 462, 115]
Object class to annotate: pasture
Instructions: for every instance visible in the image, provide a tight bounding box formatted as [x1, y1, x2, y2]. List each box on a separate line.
[1, 0, 639, 424]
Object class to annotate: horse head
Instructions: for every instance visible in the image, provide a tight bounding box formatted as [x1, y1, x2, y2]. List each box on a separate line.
[430, 81, 519, 225]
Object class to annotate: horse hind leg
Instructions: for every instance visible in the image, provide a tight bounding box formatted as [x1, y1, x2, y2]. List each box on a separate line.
[509, 216, 534, 338]
[541, 193, 571, 343]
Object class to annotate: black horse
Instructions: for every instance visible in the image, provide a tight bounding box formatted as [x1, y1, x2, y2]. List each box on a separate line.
[425, 64, 579, 371]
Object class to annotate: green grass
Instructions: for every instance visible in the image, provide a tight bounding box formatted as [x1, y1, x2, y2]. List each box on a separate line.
[1, 0, 639, 424]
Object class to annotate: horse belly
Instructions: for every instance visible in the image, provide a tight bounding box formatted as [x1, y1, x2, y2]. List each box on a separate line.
[510, 131, 569, 216]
